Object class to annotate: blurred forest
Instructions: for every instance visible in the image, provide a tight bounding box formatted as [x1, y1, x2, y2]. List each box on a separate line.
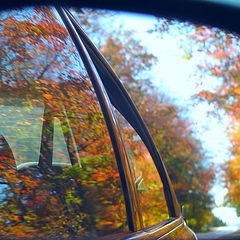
[153, 16, 240, 227]
[181, 22, 240, 217]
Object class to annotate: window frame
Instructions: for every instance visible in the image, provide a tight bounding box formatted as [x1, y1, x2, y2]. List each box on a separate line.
[57, 7, 137, 232]
[63, 7, 181, 221]
[57, 7, 185, 236]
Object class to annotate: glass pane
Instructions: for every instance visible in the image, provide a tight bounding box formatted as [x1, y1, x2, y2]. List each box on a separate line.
[0, 7, 127, 239]
[0, 99, 44, 168]
[113, 109, 169, 227]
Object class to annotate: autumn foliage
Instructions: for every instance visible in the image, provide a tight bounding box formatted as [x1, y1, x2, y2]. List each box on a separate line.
[0, 6, 217, 238]
[154, 17, 240, 222]
[0, 7, 126, 239]
[185, 25, 240, 216]
[69, 9, 217, 232]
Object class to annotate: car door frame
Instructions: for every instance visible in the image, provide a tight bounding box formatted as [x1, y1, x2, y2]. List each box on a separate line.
[57, 7, 197, 239]
[57, 7, 141, 233]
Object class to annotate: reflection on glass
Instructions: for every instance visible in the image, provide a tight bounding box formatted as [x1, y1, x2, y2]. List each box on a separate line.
[113, 109, 169, 227]
[0, 7, 127, 239]
[0, 100, 44, 168]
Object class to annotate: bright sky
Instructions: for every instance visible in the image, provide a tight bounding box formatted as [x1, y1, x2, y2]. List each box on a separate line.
[114, 11, 240, 225]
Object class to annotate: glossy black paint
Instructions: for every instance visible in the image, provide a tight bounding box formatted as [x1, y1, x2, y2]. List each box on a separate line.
[1, 0, 240, 35]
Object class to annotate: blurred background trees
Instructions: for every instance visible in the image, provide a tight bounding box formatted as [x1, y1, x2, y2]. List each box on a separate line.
[182, 24, 240, 217]
[153, 15, 240, 227]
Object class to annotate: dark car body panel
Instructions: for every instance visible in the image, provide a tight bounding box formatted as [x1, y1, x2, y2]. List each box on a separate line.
[0, 1, 222, 238]
[98, 218, 197, 239]
[1, 0, 240, 34]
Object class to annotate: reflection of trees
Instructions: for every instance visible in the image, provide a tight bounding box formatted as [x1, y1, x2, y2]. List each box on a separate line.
[0, 155, 125, 238]
[114, 110, 169, 227]
[0, 7, 126, 239]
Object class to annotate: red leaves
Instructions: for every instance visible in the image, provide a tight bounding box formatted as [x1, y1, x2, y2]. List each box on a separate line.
[91, 167, 119, 182]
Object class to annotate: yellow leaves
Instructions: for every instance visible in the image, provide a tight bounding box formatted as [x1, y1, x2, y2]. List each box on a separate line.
[183, 52, 192, 60]
[65, 190, 82, 205]
[196, 27, 206, 33]
[32, 26, 42, 34]
[38, 79, 49, 85]
[188, 218, 197, 227]
[17, 120, 32, 126]
[96, 220, 120, 230]
[213, 52, 226, 60]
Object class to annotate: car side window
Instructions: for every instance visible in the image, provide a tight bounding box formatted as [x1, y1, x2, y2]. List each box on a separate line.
[0, 7, 127, 239]
[113, 109, 169, 227]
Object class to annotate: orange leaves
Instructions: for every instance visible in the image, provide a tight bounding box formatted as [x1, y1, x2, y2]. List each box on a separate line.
[188, 25, 240, 212]
[0, 224, 37, 238]
[91, 167, 119, 182]
[188, 26, 240, 214]
[1, 8, 68, 46]
[43, 93, 53, 100]
[0, 7, 130, 237]
[195, 90, 215, 101]
[213, 52, 226, 60]
[91, 172, 109, 182]
[0, 6, 71, 94]
[234, 87, 240, 95]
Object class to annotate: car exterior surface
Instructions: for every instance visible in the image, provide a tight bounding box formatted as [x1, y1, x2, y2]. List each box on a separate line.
[0, 6, 197, 240]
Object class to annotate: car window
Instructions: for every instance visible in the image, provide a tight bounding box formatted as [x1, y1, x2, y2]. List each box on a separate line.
[0, 7, 127, 239]
[112, 108, 169, 227]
